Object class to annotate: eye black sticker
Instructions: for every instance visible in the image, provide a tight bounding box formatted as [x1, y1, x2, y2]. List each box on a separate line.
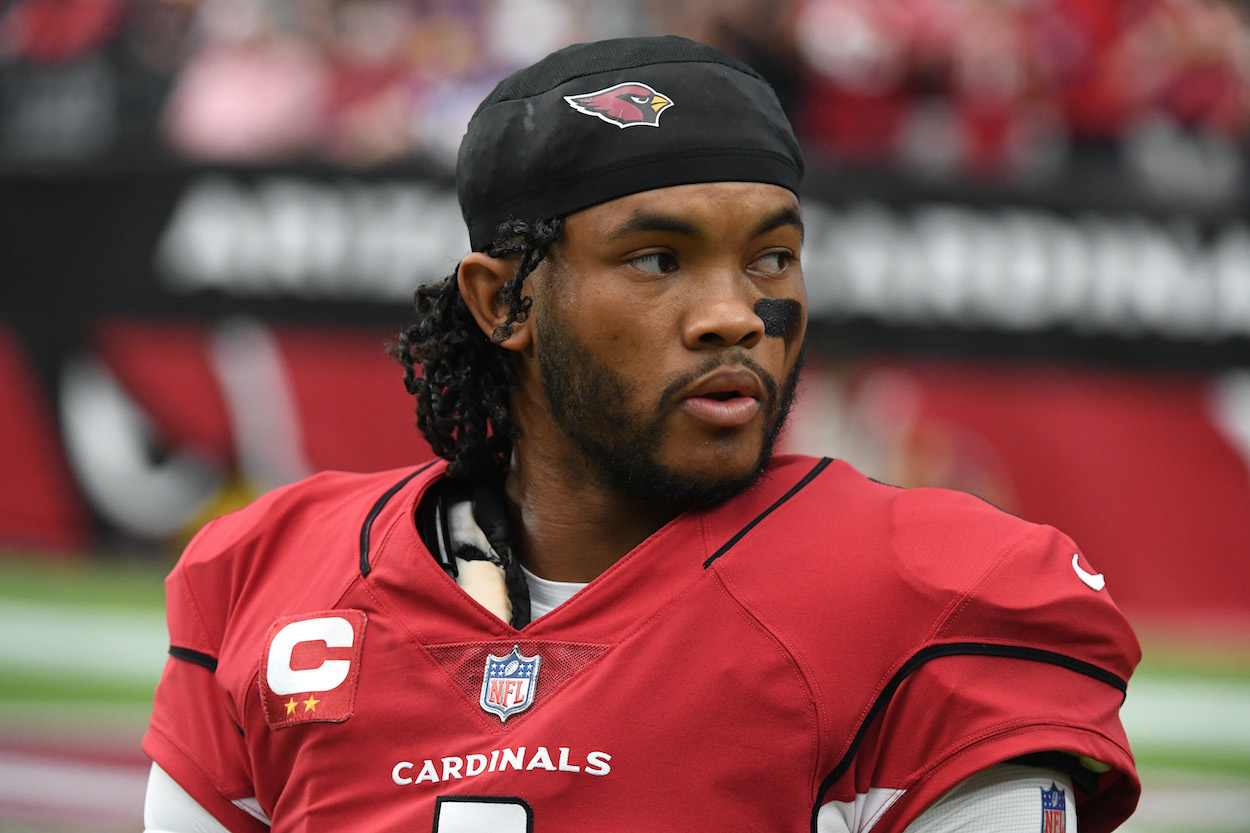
[754, 298, 802, 339]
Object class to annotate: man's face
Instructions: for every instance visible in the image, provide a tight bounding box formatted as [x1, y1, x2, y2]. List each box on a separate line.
[525, 181, 807, 507]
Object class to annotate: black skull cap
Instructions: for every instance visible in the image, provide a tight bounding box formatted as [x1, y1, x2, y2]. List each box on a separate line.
[457, 35, 804, 251]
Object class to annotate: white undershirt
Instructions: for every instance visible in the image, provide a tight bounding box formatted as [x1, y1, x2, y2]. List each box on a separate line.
[521, 564, 587, 619]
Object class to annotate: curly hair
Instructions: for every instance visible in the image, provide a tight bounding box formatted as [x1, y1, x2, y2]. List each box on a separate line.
[393, 217, 565, 478]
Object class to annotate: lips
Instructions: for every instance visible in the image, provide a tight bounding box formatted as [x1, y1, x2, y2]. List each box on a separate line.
[679, 367, 765, 427]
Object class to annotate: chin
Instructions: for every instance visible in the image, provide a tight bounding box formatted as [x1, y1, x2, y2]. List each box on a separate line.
[606, 443, 773, 509]
[674, 452, 763, 486]
[657, 462, 770, 508]
[672, 427, 769, 472]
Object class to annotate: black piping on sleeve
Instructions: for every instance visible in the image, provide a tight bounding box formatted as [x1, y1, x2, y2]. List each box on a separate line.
[169, 645, 218, 672]
[809, 642, 1130, 832]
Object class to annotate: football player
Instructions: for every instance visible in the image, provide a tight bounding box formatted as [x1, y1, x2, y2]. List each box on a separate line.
[144, 36, 1139, 832]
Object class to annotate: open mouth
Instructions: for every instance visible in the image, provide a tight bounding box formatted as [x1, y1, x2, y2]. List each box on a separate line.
[680, 369, 765, 427]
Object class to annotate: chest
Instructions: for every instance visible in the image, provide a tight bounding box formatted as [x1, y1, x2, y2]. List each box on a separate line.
[239, 579, 848, 832]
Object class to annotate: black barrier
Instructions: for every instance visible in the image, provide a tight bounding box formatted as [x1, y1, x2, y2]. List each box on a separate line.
[4, 158, 1249, 374]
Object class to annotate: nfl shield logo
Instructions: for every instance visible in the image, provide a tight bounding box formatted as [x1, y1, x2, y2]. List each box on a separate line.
[480, 646, 541, 722]
[1041, 782, 1066, 833]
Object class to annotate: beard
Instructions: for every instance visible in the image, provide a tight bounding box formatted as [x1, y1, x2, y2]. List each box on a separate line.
[536, 310, 804, 509]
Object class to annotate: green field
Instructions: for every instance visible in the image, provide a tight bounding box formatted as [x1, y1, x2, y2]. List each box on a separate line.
[1, 554, 1247, 832]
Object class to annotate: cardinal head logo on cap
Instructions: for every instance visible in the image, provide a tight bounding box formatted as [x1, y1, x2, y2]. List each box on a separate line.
[564, 82, 674, 128]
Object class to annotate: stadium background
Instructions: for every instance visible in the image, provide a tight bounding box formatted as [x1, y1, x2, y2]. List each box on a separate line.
[1, 0, 1248, 829]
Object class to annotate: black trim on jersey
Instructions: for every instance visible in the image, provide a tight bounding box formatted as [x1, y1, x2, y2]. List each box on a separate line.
[169, 645, 218, 672]
[809, 642, 1129, 832]
[703, 457, 833, 568]
[359, 463, 436, 577]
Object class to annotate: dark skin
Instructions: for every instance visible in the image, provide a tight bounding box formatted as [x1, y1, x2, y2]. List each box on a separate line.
[458, 182, 808, 582]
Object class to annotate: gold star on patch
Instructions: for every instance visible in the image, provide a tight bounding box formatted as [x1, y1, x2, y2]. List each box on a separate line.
[303, 694, 320, 712]
[285, 697, 298, 716]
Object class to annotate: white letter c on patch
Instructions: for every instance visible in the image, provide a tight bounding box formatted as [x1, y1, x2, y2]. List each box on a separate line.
[266, 616, 354, 695]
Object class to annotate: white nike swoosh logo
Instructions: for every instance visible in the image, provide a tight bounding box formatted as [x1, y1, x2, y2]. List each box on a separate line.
[1072, 554, 1106, 591]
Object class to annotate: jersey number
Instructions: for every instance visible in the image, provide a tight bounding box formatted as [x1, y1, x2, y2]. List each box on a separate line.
[432, 796, 533, 832]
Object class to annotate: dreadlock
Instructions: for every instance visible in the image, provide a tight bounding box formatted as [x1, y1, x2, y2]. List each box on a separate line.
[393, 217, 565, 478]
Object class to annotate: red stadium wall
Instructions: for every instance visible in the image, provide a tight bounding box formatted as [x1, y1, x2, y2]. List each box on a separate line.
[3, 313, 1248, 631]
[2, 317, 434, 549]
[0, 324, 90, 549]
[786, 360, 1250, 632]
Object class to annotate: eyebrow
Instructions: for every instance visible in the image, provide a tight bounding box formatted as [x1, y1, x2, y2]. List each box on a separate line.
[755, 206, 805, 242]
[603, 211, 700, 241]
[603, 204, 805, 243]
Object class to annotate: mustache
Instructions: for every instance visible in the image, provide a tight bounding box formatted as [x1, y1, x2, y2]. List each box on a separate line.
[655, 353, 781, 415]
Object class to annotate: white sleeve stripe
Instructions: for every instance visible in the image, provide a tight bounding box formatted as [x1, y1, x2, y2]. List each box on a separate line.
[144, 762, 270, 832]
[817, 786, 905, 832]
[233, 796, 272, 826]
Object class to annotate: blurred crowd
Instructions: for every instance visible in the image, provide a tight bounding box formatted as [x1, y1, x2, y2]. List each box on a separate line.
[1, 0, 1248, 180]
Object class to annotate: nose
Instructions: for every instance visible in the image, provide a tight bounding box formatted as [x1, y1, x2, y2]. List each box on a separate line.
[682, 272, 765, 350]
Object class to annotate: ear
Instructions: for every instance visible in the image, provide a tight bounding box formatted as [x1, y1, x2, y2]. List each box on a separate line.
[457, 252, 533, 352]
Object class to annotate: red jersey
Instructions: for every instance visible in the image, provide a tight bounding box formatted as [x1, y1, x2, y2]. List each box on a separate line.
[144, 455, 1140, 832]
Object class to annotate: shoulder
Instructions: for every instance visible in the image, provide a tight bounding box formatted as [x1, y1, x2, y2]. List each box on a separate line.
[713, 454, 1033, 580]
[193, 467, 429, 550]
[182, 464, 440, 566]
[709, 455, 1138, 675]
[164, 463, 444, 653]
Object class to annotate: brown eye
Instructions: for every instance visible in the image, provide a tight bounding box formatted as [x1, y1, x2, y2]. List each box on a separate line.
[631, 252, 678, 275]
[751, 252, 793, 276]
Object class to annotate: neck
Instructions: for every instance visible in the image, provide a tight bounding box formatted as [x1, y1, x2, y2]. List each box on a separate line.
[504, 435, 682, 583]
